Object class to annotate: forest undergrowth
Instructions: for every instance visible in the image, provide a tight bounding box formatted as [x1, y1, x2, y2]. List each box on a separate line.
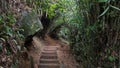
[0, 0, 120, 68]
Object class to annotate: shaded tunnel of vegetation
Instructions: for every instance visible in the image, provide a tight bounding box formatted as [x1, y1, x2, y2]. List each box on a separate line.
[0, 0, 120, 68]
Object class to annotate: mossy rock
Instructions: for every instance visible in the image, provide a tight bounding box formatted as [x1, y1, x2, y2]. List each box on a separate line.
[19, 10, 43, 37]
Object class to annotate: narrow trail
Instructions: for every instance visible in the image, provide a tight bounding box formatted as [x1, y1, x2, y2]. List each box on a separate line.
[27, 35, 79, 68]
[39, 46, 59, 68]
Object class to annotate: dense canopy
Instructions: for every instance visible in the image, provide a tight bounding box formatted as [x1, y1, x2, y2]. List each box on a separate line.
[0, 0, 120, 68]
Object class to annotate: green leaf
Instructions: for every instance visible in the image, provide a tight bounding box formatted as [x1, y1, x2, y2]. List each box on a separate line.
[98, 0, 108, 2]
[98, 6, 110, 18]
[108, 56, 116, 62]
[110, 5, 120, 11]
[12, 40, 18, 45]
[0, 38, 6, 42]
[0, 43, 3, 50]
[0, 16, 3, 23]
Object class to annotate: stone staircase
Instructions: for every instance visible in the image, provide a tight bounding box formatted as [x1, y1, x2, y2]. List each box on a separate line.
[39, 46, 60, 68]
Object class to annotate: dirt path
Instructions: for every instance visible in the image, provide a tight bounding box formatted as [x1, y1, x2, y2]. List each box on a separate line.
[27, 35, 79, 68]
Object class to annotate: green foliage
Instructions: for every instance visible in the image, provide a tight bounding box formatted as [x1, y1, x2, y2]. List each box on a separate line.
[110, 5, 120, 11]
[99, 0, 108, 2]
[0, 43, 2, 51]
[52, 0, 120, 68]
[0, 0, 120, 68]
[47, 3, 58, 18]
[108, 56, 116, 62]
[0, 2, 25, 67]
[98, 6, 110, 17]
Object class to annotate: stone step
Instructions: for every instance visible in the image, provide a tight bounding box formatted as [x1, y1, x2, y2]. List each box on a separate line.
[44, 46, 58, 48]
[39, 46, 60, 68]
[40, 55, 58, 59]
[42, 53, 57, 56]
[39, 63, 60, 68]
[43, 49, 57, 51]
[40, 59, 59, 64]
[41, 53, 57, 57]
[42, 51, 57, 54]
[43, 48, 57, 50]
